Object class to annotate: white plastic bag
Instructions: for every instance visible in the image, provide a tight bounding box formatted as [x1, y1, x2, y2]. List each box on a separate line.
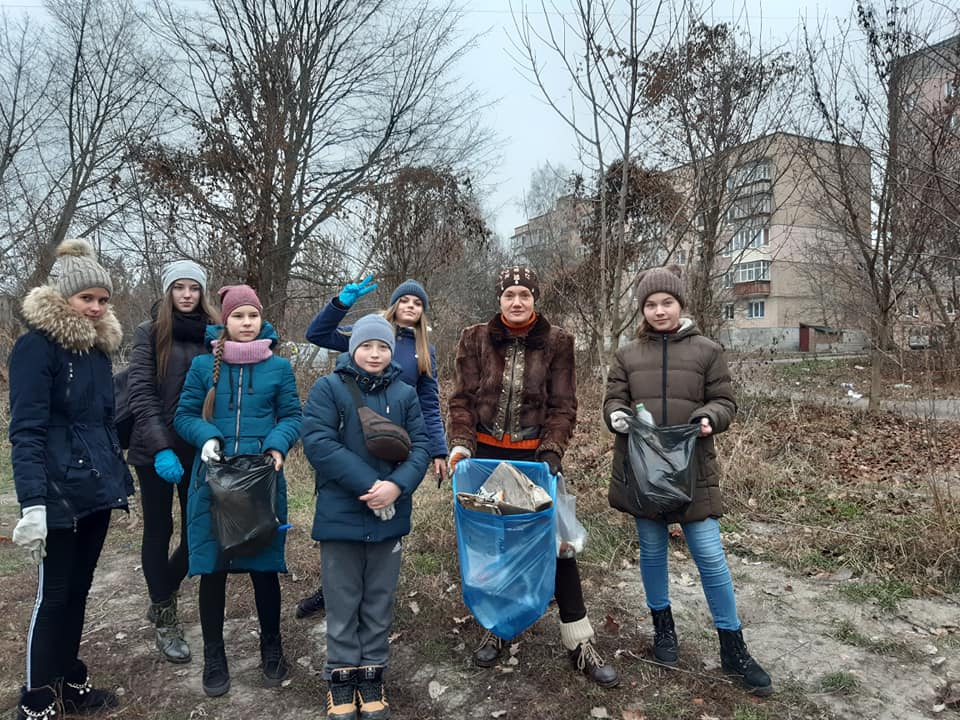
[555, 473, 587, 556]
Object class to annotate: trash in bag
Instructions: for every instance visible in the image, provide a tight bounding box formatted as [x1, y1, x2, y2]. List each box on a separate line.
[456, 462, 553, 515]
[454, 459, 557, 641]
[624, 419, 701, 517]
[206, 454, 279, 559]
[555, 473, 587, 556]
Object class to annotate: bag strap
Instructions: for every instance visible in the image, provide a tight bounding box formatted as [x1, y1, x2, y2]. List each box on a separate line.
[342, 375, 366, 408]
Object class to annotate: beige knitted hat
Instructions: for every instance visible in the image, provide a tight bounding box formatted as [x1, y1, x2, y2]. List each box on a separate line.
[48, 239, 113, 298]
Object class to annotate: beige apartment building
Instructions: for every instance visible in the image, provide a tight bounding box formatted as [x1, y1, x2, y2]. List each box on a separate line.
[511, 133, 873, 352]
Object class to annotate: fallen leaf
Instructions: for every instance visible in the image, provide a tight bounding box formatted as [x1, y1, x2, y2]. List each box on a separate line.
[453, 614, 472, 624]
[602, 614, 620, 634]
[409, 601, 420, 615]
[622, 710, 646, 720]
[428, 680, 447, 700]
[692, 697, 704, 705]
[590, 708, 610, 719]
[491, 712, 507, 719]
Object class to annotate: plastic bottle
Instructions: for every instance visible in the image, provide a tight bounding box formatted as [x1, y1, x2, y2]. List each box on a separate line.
[635, 402, 655, 426]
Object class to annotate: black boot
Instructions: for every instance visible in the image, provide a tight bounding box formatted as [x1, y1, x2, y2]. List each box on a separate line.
[259, 632, 289, 687]
[295, 586, 325, 619]
[152, 595, 191, 664]
[651, 606, 679, 667]
[61, 661, 118, 715]
[569, 640, 620, 688]
[326, 667, 359, 720]
[357, 665, 390, 720]
[718, 628, 773, 696]
[472, 630, 502, 668]
[202, 642, 231, 698]
[15, 685, 58, 720]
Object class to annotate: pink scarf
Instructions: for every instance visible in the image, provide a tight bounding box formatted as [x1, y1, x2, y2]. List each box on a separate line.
[215, 338, 274, 364]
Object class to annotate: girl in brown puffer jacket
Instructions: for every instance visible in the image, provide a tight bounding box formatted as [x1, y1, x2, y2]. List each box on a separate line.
[603, 265, 772, 696]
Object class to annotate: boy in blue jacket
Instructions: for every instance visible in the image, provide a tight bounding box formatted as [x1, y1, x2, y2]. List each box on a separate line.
[301, 314, 430, 720]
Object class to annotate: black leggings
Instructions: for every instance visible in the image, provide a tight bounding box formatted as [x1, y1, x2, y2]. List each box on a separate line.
[25, 510, 111, 690]
[474, 443, 587, 623]
[136, 450, 193, 603]
[198, 571, 281, 647]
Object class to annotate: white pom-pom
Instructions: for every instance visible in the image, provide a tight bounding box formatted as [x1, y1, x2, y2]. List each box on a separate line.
[56, 238, 95, 258]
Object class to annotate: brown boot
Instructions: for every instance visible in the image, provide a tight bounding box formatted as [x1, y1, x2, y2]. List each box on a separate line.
[560, 617, 620, 688]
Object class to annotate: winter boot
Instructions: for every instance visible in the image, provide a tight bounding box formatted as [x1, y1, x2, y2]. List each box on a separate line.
[561, 617, 620, 688]
[326, 667, 359, 720]
[15, 685, 59, 720]
[357, 665, 390, 720]
[259, 632, 289, 687]
[650, 606, 679, 667]
[61, 661, 118, 714]
[153, 595, 191, 664]
[295, 585, 326, 619]
[718, 628, 773, 696]
[201, 642, 231, 698]
[472, 629, 502, 668]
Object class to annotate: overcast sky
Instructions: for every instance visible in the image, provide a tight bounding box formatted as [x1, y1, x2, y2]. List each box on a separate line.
[457, 0, 855, 241]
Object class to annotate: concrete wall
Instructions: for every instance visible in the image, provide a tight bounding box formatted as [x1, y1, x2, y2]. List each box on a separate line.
[716, 326, 870, 353]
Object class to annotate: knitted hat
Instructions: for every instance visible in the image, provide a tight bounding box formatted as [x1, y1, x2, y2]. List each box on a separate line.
[496, 265, 540, 300]
[161, 260, 207, 294]
[388, 279, 429, 313]
[349, 314, 396, 357]
[635, 265, 686, 307]
[48, 239, 113, 298]
[218, 284, 262, 323]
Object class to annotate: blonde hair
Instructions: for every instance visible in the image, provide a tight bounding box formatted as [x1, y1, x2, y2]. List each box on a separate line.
[201, 327, 228, 421]
[383, 300, 432, 376]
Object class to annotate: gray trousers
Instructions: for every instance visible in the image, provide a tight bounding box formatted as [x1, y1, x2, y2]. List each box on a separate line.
[322, 538, 403, 678]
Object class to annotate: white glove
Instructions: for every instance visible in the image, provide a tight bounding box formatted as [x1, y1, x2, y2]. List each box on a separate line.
[13, 506, 47, 565]
[374, 503, 396, 521]
[610, 410, 630, 434]
[201, 439, 222, 464]
[448, 445, 471, 474]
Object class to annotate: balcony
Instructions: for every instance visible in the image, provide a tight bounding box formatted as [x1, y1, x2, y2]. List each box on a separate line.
[732, 280, 771, 298]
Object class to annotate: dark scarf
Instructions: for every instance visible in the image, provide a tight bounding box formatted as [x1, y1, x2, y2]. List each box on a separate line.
[171, 311, 209, 344]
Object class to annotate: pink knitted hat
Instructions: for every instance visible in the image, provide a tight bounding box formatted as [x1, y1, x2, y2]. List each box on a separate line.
[218, 284, 262, 323]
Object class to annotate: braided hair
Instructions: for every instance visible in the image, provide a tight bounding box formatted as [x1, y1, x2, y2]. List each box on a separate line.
[202, 327, 228, 421]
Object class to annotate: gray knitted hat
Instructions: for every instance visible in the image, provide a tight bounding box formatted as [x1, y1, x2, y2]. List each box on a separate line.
[349, 314, 396, 357]
[161, 260, 207, 294]
[388, 279, 428, 313]
[49, 239, 113, 298]
[635, 264, 685, 307]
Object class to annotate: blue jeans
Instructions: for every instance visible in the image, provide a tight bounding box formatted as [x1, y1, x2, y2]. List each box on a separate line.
[635, 517, 740, 631]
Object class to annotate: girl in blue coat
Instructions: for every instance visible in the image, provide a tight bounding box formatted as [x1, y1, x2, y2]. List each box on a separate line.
[174, 284, 302, 698]
[298, 277, 446, 620]
[301, 314, 430, 720]
[10, 240, 134, 720]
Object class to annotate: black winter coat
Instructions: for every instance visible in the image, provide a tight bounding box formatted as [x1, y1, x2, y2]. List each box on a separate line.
[125, 315, 209, 466]
[9, 286, 134, 529]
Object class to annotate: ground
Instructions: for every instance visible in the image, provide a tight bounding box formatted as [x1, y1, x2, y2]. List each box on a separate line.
[1, 355, 958, 720]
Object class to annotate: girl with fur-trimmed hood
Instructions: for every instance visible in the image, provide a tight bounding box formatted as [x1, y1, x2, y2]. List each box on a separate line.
[9, 239, 134, 719]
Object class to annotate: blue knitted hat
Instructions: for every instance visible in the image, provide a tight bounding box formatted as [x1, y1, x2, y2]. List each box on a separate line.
[349, 314, 396, 357]
[388, 279, 428, 313]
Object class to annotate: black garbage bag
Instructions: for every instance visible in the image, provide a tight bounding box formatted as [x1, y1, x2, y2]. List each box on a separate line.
[206, 454, 279, 559]
[624, 419, 701, 517]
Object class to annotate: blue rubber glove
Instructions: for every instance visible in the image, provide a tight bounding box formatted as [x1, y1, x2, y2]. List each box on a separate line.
[338, 275, 378, 307]
[154, 449, 184, 483]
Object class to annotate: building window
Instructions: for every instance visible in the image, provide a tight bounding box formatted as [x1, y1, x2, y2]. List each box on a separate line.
[722, 223, 769, 256]
[747, 300, 765, 319]
[909, 304, 919, 318]
[723, 303, 735, 320]
[723, 271, 734, 289]
[725, 192, 772, 222]
[731, 260, 771, 283]
[946, 80, 957, 99]
[673, 248, 687, 265]
[947, 299, 956, 315]
[727, 159, 772, 191]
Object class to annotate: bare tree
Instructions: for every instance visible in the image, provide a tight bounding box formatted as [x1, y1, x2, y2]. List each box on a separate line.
[802, 0, 958, 407]
[135, 0, 491, 326]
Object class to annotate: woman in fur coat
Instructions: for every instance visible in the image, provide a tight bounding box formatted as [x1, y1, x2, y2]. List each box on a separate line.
[9, 239, 134, 719]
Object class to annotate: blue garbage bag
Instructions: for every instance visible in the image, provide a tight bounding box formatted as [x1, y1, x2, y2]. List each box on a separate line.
[453, 459, 557, 641]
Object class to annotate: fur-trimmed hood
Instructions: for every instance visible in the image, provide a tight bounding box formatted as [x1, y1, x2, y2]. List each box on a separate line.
[21, 285, 123, 354]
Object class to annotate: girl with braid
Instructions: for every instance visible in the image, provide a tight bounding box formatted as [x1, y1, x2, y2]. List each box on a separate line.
[174, 285, 302, 698]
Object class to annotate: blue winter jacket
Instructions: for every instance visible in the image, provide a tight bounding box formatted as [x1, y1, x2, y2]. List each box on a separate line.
[174, 322, 302, 575]
[305, 298, 447, 458]
[9, 286, 134, 528]
[302, 353, 430, 543]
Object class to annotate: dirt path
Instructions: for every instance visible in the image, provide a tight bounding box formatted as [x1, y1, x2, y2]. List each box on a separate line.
[60, 520, 958, 720]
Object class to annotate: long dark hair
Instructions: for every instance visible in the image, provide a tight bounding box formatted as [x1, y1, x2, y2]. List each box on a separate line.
[153, 285, 217, 379]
